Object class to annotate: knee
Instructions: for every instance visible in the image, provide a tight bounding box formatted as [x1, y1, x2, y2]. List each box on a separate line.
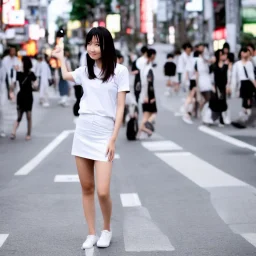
[17, 117, 22, 122]
[81, 182, 95, 196]
[26, 115, 31, 121]
[97, 190, 110, 201]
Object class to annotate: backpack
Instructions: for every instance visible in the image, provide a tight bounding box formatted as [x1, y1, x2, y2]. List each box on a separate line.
[126, 117, 138, 140]
[164, 62, 176, 76]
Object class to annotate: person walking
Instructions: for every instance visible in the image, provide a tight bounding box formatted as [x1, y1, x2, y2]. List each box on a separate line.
[137, 48, 157, 138]
[52, 26, 130, 249]
[10, 56, 37, 140]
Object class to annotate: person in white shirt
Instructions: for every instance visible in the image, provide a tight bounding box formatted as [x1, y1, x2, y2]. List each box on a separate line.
[177, 43, 193, 92]
[52, 26, 129, 250]
[2, 47, 21, 100]
[36, 55, 52, 107]
[231, 47, 256, 120]
[133, 46, 148, 102]
[137, 49, 157, 138]
[195, 46, 213, 124]
[182, 50, 200, 124]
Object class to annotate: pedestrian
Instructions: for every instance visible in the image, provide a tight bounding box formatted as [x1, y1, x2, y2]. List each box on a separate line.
[182, 50, 200, 124]
[52, 26, 130, 249]
[195, 44, 213, 124]
[10, 56, 37, 140]
[209, 49, 229, 125]
[231, 47, 256, 125]
[137, 48, 157, 138]
[2, 46, 21, 100]
[133, 46, 148, 103]
[36, 54, 52, 107]
[163, 53, 178, 96]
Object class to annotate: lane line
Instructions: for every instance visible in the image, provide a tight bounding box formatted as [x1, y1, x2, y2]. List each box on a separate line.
[199, 125, 256, 152]
[155, 152, 248, 188]
[15, 130, 74, 176]
[120, 193, 141, 207]
[141, 140, 182, 151]
[0, 234, 9, 248]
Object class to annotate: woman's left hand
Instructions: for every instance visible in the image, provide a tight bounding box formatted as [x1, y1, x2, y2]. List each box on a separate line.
[106, 139, 115, 162]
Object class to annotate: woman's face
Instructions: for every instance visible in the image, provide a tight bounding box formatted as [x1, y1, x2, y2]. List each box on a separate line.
[87, 36, 101, 60]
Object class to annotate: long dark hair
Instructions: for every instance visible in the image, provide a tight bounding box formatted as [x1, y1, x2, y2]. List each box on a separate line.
[22, 56, 32, 73]
[86, 27, 116, 82]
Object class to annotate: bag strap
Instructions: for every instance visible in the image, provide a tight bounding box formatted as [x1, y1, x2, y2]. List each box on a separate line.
[21, 72, 30, 85]
[243, 66, 249, 79]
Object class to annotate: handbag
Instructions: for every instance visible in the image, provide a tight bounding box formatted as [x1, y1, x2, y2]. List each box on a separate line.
[209, 86, 227, 113]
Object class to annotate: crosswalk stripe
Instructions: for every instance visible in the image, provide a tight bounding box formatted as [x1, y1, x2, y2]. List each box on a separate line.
[141, 140, 182, 151]
[0, 234, 9, 248]
[120, 193, 175, 251]
[120, 193, 141, 207]
[241, 233, 256, 248]
[155, 152, 247, 188]
[54, 175, 79, 182]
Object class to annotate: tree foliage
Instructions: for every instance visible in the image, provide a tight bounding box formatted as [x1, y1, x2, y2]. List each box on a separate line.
[70, 0, 96, 21]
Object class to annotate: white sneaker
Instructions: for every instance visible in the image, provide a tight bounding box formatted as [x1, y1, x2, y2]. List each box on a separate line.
[81, 235, 98, 249]
[0, 132, 6, 138]
[42, 102, 50, 107]
[182, 115, 193, 124]
[97, 230, 112, 248]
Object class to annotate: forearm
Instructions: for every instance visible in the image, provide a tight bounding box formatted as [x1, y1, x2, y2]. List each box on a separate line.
[60, 57, 68, 79]
[111, 104, 125, 141]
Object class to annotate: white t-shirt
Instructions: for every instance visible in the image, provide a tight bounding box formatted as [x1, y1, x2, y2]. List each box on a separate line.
[71, 63, 130, 120]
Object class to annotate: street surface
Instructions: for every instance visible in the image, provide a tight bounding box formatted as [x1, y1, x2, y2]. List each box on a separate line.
[0, 44, 256, 256]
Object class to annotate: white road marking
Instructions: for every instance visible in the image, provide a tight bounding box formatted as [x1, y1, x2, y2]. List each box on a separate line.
[15, 130, 74, 176]
[241, 233, 256, 248]
[114, 153, 120, 159]
[123, 207, 175, 251]
[120, 193, 142, 207]
[0, 234, 9, 248]
[54, 175, 79, 182]
[155, 152, 248, 188]
[141, 140, 182, 151]
[199, 125, 256, 152]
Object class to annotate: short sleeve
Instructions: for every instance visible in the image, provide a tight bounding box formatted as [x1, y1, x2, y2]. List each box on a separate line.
[117, 66, 130, 93]
[71, 66, 85, 85]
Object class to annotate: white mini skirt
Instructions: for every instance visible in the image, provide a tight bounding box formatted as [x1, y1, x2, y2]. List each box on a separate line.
[71, 114, 114, 162]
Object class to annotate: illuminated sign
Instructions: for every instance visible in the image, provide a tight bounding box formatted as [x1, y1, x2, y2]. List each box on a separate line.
[106, 14, 121, 33]
[2, 0, 20, 24]
[185, 0, 203, 12]
[243, 23, 256, 36]
[213, 27, 226, 40]
[140, 0, 147, 33]
[8, 10, 25, 26]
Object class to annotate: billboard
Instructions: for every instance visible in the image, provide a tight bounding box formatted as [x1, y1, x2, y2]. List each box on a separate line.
[185, 0, 203, 12]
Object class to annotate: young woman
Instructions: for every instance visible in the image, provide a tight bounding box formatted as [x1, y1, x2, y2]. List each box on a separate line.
[232, 47, 256, 122]
[10, 56, 37, 140]
[52, 27, 129, 249]
[209, 50, 229, 124]
[137, 48, 157, 138]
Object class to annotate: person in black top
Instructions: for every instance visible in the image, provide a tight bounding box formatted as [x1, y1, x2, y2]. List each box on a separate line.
[10, 56, 37, 140]
[209, 49, 229, 124]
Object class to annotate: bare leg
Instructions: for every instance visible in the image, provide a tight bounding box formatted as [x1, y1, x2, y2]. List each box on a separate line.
[148, 113, 157, 123]
[26, 111, 32, 140]
[76, 157, 96, 235]
[95, 161, 113, 231]
[11, 110, 24, 138]
[137, 112, 153, 138]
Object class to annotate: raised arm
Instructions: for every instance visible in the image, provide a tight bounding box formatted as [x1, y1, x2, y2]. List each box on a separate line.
[52, 46, 74, 82]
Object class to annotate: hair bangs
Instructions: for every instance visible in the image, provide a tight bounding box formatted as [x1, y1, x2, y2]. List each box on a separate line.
[86, 27, 117, 83]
